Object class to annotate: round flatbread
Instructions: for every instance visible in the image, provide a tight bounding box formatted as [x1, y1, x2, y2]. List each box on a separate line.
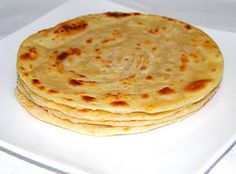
[17, 78, 188, 121]
[17, 12, 224, 114]
[20, 87, 218, 127]
[16, 88, 216, 136]
[17, 78, 218, 126]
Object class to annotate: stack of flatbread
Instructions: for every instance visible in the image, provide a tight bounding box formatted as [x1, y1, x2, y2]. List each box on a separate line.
[16, 12, 224, 136]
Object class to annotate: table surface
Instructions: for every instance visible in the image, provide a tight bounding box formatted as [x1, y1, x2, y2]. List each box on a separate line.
[0, 0, 235, 173]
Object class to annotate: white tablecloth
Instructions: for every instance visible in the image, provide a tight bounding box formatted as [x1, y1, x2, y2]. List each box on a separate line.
[0, 0, 235, 173]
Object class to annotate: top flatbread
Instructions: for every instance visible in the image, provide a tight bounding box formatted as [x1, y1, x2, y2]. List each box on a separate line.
[17, 12, 224, 113]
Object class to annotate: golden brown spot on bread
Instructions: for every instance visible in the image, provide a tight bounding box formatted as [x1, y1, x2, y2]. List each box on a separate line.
[105, 12, 131, 18]
[179, 54, 189, 71]
[152, 47, 157, 51]
[141, 93, 150, 98]
[28, 47, 37, 53]
[148, 28, 159, 34]
[165, 68, 172, 72]
[162, 26, 167, 30]
[54, 20, 87, 34]
[110, 101, 128, 107]
[20, 47, 37, 61]
[146, 75, 153, 80]
[32, 79, 40, 85]
[86, 38, 93, 44]
[19, 66, 25, 71]
[95, 48, 100, 52]
[203, 40, 216, 49]
[57, 52, 69, 61]
[56, 48, 81, 65]
[144, 40, 151, 44]
[185, 24, 192, 30]
[78, 108, 89, 112]
[69, 79, 83, 86]
[38, 86, 45, 90]
[105, 12, 140, 18]
[211, 68, 216, 72]
[69, 48, 81, 55]
[102, 39, 108, 43]
[69, 79, 96, 86]
[162, 16, 175, 22]
[185, 79, 212, 92]
[158, 87, 175, 95]
[23, 72, 29, 76]
[140, 66, 147, 70]
[47, 89, 59, 94]
[81, 95, 96, 102]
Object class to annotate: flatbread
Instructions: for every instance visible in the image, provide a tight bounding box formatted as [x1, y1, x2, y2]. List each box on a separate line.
[17, 78, 218, 126]
[17, 12, 224, 114]
[16, 88, 216, 136]
[17, 78, 188, 121]
[44, 87, 218, 127]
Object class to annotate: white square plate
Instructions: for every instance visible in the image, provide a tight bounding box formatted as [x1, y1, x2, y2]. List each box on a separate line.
[0, 0, 236, 173]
